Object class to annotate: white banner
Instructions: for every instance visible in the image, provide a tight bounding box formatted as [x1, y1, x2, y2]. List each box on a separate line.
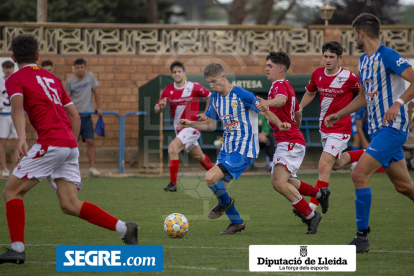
[249, 245, 356, 272]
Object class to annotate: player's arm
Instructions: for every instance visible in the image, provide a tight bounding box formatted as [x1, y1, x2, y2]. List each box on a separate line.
[155, 90, 167, 114]
[383, 66, 414, 124]
[196, 95, 211, 121]
[295, 110, 302, 128]
[325, 85, 367, 127]
[92, 87, 102, 116]
[256, 95, 287, 110]
[65, 103, 81, 138]
[259, 110, 291, 131]
[177, 118, 218, 132]
[10, 95, 28, 160]
[299, 92, 316, 111]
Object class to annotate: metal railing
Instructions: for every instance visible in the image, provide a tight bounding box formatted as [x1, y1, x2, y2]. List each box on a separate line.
[0, 110, 147, 174]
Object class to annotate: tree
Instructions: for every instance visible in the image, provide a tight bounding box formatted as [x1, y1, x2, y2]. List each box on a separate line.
[213, 0, 297, 25]
[0, 0, 176, 23]
[311, 0, 401, 25]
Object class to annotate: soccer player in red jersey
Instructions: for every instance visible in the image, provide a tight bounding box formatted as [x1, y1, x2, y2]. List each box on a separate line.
[0, 35, 138, 265]
[257, 51, 331, 234]
[155, 61, 214, 192]
[299, 41, 361, 211]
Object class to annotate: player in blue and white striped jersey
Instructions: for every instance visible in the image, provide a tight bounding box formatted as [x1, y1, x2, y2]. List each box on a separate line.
[325, 13, 414, 254]
[177, 63, 290, 234]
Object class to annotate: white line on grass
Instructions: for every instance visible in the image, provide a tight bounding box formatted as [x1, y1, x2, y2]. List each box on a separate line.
[2, 244, 414, 254]
[166, 265, 316, 275]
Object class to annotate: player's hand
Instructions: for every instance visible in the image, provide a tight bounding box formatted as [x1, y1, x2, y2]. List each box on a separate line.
[409, 123, 413, 132]
[97, 109, 103, 116]
[325, 113, 340, 127]
[196, 113, 208, 121]
[255, 96, 269, 112]
[177, 119, 192, 130]
[383, 102, 400, 125]
[15, 139, 28, 164]
[158, 98, 167, 109]
[278, 122, 291, 132]
[258, 132, 268, 143]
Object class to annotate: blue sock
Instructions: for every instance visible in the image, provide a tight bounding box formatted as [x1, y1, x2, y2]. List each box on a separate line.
[351, 146, 360, 151]
[355, 188, 372, 231]
[225, 203, 242, 224]
[207, 180, 231, 205]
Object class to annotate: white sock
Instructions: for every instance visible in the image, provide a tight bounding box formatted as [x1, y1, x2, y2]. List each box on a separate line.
[305, 211, 315, 220]
[309, 202, 318, 211]
[116, 220, 127, 238]
[11, 242, 25, 252]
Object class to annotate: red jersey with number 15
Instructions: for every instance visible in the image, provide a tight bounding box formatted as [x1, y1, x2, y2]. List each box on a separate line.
[5, 64, 77, 148]
[268, 80, 306, 146]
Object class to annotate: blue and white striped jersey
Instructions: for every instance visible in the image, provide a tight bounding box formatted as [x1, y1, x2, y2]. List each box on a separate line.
[205, 86, 260, 158]
[359, 44, 411, 134]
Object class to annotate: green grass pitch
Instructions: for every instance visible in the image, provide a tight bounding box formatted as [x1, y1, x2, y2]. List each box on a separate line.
[1, 172, 414, 275]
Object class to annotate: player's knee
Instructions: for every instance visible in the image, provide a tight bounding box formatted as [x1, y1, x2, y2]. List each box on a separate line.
[205, 171, 216, 185]
[332, 161, 341, 171]
[351, 169, 364, 184]
[85, 140, 94, 147]
[193, 155, 204, 162]
[59, 201, 78, 216]
[318, 162, 330, 175]
[168, 144, 178, 156]
[394, 183, 411, 195]
[271, 180, 283, 193]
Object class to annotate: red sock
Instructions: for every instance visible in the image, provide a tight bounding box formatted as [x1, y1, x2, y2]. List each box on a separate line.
[199, 155, 214, 171]
[79, 202, 118, 231]
[169, 160, 179, 185]
[292, 197, 313, 218]
[298, 181, 319, 197]
[310, 180, 329, 206]
[347, 149, 365, 163]
[6, 199, 25, 243]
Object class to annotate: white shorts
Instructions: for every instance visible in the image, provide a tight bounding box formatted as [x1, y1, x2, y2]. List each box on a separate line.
[271, 142, 306, 178]
[176, 127, 200, 153]
[321, 133, 350, 159]
[0, 115, 17, 139]
[13, 144, 83, 190]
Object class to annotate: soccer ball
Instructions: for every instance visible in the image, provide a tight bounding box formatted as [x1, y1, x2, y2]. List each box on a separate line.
[164, 213, 189, 238]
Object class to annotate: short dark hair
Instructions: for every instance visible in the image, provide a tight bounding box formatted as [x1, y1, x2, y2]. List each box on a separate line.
[74, 58, 86, 66]
[170, 61, 185, 72]
[204, 63, 224, 78]
[352, 13, 380, 38]
[266, 51, 290, 72]
[2, 61, 14, 69]
[11, 34, 38, 64]
[322, 41, 343, 57]
[41, 60, 53, 67]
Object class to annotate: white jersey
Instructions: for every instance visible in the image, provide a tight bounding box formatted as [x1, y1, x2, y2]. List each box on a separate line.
[0, 77, 11, 112]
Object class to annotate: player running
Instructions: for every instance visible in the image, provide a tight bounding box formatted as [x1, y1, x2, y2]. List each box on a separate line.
[177, 63, 290, 234]
[326, 13, 414, 253]
[0, 35, 138, 265]
[155, 61, 214, 192]
[299, 41, 360, 211]
[256, 51, 330, 234]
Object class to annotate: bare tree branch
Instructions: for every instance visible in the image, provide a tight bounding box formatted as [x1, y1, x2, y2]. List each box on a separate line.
[256, 0, 275, 25]
[213, 0, 230, 12]
[275, 0, 296, 25]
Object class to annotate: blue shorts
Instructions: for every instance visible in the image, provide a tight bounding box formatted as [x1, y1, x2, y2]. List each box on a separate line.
[79, 115, 94, 142]
[217, 151, 252, 182]
[365, 127, 408, 168]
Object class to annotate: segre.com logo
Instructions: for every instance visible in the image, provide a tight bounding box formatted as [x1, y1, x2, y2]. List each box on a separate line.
[56, 245, 163, 272]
